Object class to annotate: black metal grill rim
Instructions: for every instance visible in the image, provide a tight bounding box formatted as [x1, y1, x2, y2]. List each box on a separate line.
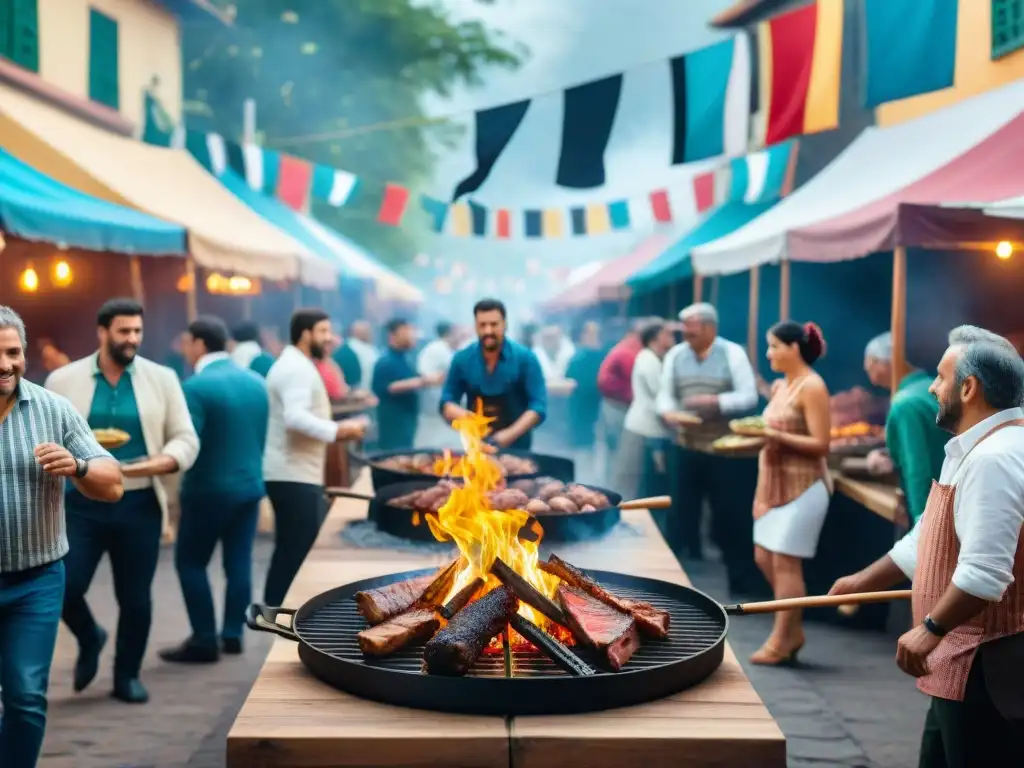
[292, 568, 728, 684]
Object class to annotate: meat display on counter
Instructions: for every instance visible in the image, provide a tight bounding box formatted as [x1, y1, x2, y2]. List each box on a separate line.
[423, 587, 519, 676]
[353, 554, 673, 676]
[830, 421, 886, 450]
[374, 452, 539, 477]
[388, 477, 612, 515]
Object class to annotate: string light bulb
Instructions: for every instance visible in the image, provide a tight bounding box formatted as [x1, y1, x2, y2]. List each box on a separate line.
[53, 260, 72, 287]
[996, 241, 1013, 260]
[19, 266, 39, 293]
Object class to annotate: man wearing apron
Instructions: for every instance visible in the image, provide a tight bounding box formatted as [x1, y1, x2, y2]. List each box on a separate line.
[655, 303, 759, 589]
[441, 298, 547, 450]
[829, 326, 1024, 767]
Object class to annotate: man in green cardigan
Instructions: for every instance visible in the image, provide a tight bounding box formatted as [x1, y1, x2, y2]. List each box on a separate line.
[160, 316, 269, 663]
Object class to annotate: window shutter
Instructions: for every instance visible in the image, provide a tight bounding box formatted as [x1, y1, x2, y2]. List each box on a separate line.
[992, 0, 1024, 60]
[88, 9, 120, 110]
[6, 0, 39, 72]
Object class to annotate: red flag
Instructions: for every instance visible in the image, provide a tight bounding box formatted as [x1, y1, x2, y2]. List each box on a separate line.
[495, 209, 511, 239]
[276, 154, 313, 211]
[378, 183, 410, 226]
[649, 189, 672, 223]
[693, 172, 715, 213]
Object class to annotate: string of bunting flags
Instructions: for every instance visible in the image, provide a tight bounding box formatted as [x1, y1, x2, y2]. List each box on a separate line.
[144, 95, 797, 240]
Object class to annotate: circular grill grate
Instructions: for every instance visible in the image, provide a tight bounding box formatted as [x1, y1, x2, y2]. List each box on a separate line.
[295, 576, 725, 679]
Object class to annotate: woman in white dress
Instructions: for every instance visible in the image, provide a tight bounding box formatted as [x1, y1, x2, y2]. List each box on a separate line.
[750, 320, 832, 666]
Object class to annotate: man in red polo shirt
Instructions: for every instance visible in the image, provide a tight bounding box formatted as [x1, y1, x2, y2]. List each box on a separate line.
[597, 318, 650, 475]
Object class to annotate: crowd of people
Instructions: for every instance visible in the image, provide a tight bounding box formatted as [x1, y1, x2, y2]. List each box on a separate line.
[0, 294, 1021, 767]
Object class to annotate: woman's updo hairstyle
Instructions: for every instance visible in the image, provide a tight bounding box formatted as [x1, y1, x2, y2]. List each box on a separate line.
[769, 320, 827, 365]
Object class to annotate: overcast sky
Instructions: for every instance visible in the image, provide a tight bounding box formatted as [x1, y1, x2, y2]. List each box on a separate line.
[409, 0, 734, 319]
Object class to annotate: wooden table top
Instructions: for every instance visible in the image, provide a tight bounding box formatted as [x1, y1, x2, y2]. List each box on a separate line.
[227, 473, 786, 768]
[831, 471, 906, 526]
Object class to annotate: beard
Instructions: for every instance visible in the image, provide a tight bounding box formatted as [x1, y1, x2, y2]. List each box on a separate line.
[0, 368, 18, 397]
[480, 334, 500, 350]
[310, 341, 326, 360]
[936, 391, 963, 434]
[108, 340, 138, 368]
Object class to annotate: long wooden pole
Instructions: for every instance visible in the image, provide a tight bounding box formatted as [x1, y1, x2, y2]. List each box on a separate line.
[185, 256, 198, 323]
[709, 275, 720, 307]
[890, 246, 908, 397]
[128, 255, 145, 306]
[747, 266, 760, 363]
[779, 258, 791, 321]
[693, 273, 704, 303]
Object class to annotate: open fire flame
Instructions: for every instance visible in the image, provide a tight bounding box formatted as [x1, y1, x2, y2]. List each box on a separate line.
[427, 404, 571, 648]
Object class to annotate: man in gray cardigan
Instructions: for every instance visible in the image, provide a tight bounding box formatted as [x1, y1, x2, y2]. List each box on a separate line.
[46, 298, 198, 704]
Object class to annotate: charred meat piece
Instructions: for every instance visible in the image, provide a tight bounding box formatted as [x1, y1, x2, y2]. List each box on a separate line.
[536, 480, 566, 501]
[354, 573, 436, 625]
[354, 560, 458, 625]
[424, 587, 518, 676]
[541, 555, 670, 639]
[557, 585, 640, 672]
[565, 484, 610, 509]
[357, 609, 439, 656]
[487, 488, 530, 511]
[510, 478, 537, 494]
[413, 484, 453, 513]
[546, 496, 579, 514]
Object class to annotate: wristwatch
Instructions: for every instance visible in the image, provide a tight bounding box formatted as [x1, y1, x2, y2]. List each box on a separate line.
[74, 458, 89, 479]
[923, 614, 947, 637]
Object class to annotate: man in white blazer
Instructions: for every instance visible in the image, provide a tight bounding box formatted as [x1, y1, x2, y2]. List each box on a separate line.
[45, 298, 198, 704]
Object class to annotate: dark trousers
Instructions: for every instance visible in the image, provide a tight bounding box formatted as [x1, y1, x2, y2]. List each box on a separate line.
[176, 494, 260, 647]
[668, 445, 764, 594]
[263, 481, 327, 606]
[919, 645, 1024, 767]
[0, 560, 65, 768]
[63, 489, 162, 681]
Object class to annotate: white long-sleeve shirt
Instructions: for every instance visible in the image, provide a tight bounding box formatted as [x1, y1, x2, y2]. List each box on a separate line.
[263, 345, 336, 485]
[654, 337, 758, 417]
[417, 338, 455, 377]
[534, 340, 575, 381]
[624, 348, 668, 438]
[347, 338, 380, 390]
[888, 407, 1024, 602]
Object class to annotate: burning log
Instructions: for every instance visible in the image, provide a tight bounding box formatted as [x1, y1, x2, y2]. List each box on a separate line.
[440, 577, 485, 619]
[541, 555, 670, 639]
[557, 585, 640, 672]
[354, 559, 458, 626]
[424, 586, 518, 676]
[491, 557, 569, 628]
[510, 614, 595, 677]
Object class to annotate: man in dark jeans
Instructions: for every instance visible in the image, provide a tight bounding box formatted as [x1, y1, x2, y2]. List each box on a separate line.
[160, 317, 269, 663]
[46, 298, 199, 705]
[0, 305, 124, 767]
[262, 309, 368, 606]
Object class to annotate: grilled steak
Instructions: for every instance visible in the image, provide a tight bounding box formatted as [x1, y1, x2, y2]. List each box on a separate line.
[354, 559, 458, 626]
[556, 585, 640, 671]
[357, 609, 439, 656]
[424, 587, 518, 676]
[542, 555, 670, 639]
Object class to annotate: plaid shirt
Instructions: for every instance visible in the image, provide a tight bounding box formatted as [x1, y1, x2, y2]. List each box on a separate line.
[0, 379, 111, 573]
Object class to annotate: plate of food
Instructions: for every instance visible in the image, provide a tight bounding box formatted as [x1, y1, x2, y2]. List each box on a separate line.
[93, 428, 130, 450]
[711, 434, 764, 455]
[729, 415, 766, 437]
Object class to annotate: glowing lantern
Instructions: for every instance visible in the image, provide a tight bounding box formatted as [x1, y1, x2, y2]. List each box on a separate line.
[53, 260, 72, 287]
[996, 241, 1013, 260]
[19, 266, 39, 293]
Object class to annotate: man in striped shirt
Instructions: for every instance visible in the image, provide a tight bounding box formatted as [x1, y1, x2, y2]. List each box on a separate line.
[0, 306, 123, 768]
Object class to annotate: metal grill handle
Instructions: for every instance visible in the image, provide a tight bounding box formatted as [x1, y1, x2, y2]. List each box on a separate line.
[246, 604, 299, 641]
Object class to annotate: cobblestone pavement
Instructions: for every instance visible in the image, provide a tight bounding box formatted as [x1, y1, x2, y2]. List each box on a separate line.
[36, 418, 927, 767]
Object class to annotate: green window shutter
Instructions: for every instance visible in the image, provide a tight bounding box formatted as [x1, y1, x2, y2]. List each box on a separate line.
[992, 0, 1024, 60]
[88, 8, 119, 110]
[3, 0, 40, 72]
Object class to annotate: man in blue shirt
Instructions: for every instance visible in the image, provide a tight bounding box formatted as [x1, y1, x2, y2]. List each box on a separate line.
[372, 318, 443, 450]
[441, 298, 547, 450]
[160, 316, 268, 664]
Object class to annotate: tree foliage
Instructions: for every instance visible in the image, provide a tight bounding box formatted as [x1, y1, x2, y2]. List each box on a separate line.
[180, 0, 524, 265]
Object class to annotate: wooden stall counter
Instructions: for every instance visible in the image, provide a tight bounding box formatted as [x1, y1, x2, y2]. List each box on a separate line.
[830, 471, 906, 526]
[228, 473, 785, 768]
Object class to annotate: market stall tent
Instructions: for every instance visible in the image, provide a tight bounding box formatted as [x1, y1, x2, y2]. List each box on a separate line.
[690, 77, 1024, 276]
[0, 82, 301, 281]
[0, 149, 184, 256]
